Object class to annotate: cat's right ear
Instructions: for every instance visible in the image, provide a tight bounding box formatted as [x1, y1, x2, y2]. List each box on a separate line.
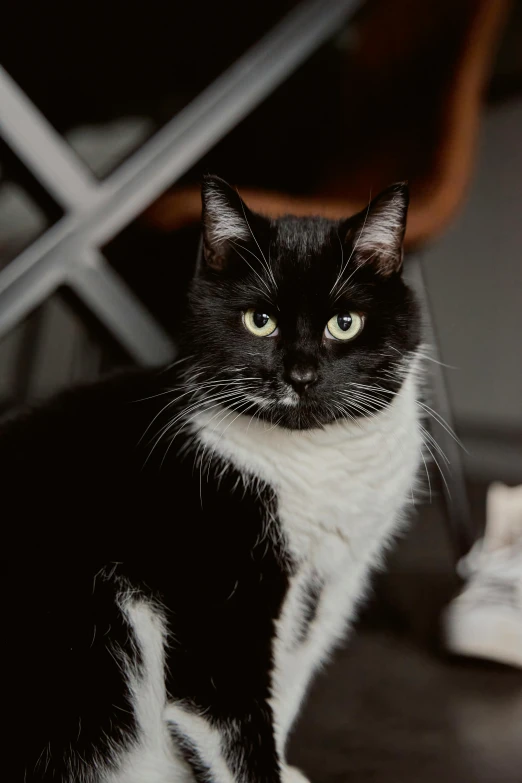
[200, 175, 251, 271]
[343, 183, 409, 276]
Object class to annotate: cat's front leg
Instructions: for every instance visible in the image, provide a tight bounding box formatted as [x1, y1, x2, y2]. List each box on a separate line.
[166, 699, 283, 783]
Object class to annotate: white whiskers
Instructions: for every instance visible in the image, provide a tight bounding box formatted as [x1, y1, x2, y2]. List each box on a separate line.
[342, 363, 461, 503]
[139, 368, 264, 468]
[330, 192, 372, 300]
[238, 195, 278, 293]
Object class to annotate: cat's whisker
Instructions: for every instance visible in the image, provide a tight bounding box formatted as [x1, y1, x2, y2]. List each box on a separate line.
[347, 383, 466, 475]
[164, 392, 257, 469]
[339, 394, 422, 504]
[138, 392, 197, 445]
[332, 399, 365, 430]
[421, 437, 451, 500]
[344, 387, 391, 404]
[330, 192, 372, 298]
[230, 238, 277, 299]
[263, 404, 288, 433]
[339, 391, 386, 412]
[228, 240, 273, 298]
[166, 386, 258, 434]
[135, 375, 259, 406]
[333, 252, 380, 304]
[329, 231, 345, 298]
[246, 405, 264, 433]
[340, 399, 379, 419]
[190, 398, 241, 478]
[416, 352, 458, 370]
[152, 390, 252, 467]
[344, 402, 379, 417]
[133, 387, 180, 403]
[158, 353, 196, 374]
[202, 398, 261, 480]
[419, 424, 450, 466]
[138, 377, 262, 445]
[345, 399, 388, 416]
[418, 445, 432, 504]
[237, 196, 278, 292]
[415, 401, 467, 452]
[145, 386, 259, 466]
[390, 344, 455, 371]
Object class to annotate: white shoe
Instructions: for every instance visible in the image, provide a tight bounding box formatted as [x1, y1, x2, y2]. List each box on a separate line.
[442, 483, 522, 669]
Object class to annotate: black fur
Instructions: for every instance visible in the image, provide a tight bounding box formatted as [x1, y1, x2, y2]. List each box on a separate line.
[194, 176, 420, 430]
[1, 177, 421, 782]
[1, 369, 289, 782]
[168, 726, 211, 783]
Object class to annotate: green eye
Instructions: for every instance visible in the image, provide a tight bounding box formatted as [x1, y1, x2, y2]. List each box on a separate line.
[243, 308, 278, 337]
[325, 312, 364, 341]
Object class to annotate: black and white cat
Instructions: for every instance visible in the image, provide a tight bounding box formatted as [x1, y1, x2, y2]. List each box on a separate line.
[1, 176, 423, 783]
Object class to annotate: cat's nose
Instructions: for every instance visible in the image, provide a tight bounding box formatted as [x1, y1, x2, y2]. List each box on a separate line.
[286, 365, 318, 394]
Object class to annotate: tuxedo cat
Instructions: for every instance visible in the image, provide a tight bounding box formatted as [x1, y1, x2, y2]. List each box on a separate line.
[1, 176, 422, 782]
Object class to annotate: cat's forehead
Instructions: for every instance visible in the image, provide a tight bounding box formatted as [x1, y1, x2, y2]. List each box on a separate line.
[272, 216, 337, 258]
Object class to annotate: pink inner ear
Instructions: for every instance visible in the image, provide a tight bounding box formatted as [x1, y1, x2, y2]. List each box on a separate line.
[202, 183, 250, 250]
[202, 239, 229, 272]
[349, 190, 407, 276]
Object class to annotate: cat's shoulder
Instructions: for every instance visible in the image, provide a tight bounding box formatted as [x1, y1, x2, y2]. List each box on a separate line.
[1, 366, 162, 423]
[0, 366, 171, 461]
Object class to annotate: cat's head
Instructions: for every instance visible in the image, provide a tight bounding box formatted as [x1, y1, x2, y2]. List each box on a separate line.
[183, 176, 421, 430]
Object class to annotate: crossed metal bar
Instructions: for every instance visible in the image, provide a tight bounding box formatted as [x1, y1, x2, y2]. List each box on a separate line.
[0, 0, 361, 365]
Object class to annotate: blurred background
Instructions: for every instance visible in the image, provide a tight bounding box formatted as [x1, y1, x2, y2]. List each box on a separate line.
[1, 0, 522, 780]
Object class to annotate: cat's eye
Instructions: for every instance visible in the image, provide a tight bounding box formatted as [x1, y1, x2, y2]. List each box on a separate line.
[325, 312, 364, 341]
[243, 308, 278, 337]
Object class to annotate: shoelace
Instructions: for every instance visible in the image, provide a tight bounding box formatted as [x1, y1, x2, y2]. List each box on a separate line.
[456, 541, 522, 608]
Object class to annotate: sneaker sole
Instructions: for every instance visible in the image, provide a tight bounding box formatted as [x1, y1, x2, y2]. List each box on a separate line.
[443, 605, 522, 669]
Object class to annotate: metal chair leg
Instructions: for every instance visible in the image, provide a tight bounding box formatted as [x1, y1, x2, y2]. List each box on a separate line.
[406, 252, 476, 560]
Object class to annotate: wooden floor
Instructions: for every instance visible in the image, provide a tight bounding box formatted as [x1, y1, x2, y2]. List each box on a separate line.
[290, 485, 522, 782]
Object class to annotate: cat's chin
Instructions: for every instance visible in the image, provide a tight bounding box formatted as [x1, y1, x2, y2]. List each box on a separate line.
[255, 402, 341, 431]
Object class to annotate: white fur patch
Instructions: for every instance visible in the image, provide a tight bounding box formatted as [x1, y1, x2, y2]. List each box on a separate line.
[279, 388, 300, 408]
[164, 704, 236, 783]
[205, 187, 250, 246]
[193, 365, 422, 753]
[106, 599, 237, 783]
[107, 598, 181, 783]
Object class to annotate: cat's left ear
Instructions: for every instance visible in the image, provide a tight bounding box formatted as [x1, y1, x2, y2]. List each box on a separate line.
[200, 175, 253, 271]
[343, 183, 409, 276]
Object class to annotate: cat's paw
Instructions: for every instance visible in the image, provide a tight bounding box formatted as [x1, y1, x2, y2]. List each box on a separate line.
[283, 765, 311, 783]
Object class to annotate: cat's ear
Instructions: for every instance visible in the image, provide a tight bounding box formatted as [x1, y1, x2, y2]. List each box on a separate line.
[200, 175, 252, 271]
[344, 183, 409, 276]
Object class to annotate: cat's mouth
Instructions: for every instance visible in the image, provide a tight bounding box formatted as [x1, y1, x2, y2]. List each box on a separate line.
[240, 382, 310, 411]
[272, 401, 336, 430]
[212, 381, 338, 429]
[241, 388, 336, 430]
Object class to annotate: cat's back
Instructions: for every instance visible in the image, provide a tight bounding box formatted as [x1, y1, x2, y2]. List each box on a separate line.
[0, 368, 195, 553]
[0, 368, 158, 472]
[0, 365, 273, 568]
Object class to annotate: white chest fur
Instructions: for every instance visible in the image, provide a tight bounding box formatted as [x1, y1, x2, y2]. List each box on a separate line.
[193, 370, 421, 752]
[194, 371, 421, 566]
